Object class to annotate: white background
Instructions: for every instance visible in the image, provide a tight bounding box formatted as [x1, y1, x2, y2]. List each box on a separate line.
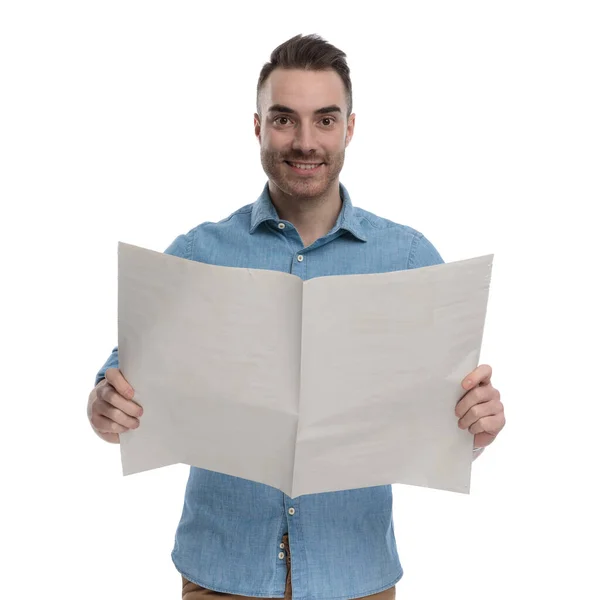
[1, 1, 598, 598]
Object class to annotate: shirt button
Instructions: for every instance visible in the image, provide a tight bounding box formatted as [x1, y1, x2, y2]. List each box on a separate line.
[278, 552, 285, 560]
[280, 543, 285, 549]
[297, 255, 304, 262]
[278, 222, 285, 229]
[288, 507, 296, 515]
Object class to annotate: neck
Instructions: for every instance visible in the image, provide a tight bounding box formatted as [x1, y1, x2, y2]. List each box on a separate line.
[268, 180, 342, 248]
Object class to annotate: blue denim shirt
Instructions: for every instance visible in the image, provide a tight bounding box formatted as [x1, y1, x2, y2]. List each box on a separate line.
[95, 182, 444, 600]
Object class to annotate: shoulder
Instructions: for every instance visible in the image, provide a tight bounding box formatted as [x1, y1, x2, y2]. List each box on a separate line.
[352, 206, 445, 269]
[192, 202, 254, 234]
[163, 204, 254, 258]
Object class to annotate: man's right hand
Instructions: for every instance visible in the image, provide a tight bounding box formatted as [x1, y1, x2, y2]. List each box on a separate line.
[89, 368, 143, 443]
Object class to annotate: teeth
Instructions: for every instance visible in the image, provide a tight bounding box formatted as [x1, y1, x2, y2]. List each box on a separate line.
[289, 162, 321, 170]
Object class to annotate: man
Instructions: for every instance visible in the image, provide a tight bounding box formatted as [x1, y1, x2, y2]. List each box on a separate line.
[88, 34, 505, 600]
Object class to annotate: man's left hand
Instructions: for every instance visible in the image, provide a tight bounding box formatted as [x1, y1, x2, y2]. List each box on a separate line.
[455, 364, 505, 448]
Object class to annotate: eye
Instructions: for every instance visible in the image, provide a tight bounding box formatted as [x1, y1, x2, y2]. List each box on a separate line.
[274, 116, 292, 126]
[321, 117, 335, 127]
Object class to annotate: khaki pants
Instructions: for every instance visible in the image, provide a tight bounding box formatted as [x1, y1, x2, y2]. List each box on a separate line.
[181, 534, 396, 600]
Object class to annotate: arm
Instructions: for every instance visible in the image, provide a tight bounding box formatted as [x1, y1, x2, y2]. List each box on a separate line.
[408, 232, 493, 461]
[88, 232, 192, 441]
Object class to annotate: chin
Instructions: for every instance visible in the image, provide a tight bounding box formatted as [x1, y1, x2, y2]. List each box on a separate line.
[280, 172, 330, 194]
[286, 180, 329, 198]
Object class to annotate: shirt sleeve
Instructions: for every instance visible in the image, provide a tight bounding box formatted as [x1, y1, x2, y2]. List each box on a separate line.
[93, 233, 191, 386]
[407, 231, 445, 269]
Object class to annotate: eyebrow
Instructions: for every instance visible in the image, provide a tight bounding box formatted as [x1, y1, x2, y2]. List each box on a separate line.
[267, 104, 342, 115]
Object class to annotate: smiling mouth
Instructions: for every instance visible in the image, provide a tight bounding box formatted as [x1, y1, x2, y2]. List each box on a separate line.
[284, 161, 324, 171]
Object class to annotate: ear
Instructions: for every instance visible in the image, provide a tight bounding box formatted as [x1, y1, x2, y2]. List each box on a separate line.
[254, 113, 261, 143]
[345, 113, 356, 148]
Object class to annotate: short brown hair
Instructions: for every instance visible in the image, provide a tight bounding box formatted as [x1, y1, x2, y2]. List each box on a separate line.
[256, 34, 353, 117]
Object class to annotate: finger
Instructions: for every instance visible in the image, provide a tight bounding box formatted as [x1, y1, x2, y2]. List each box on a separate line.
[105, 368, 135, 400]
[91, 411, 132, 435]
[462, 364, 493, 390]
[98, 381, 143, 419]
[469, 412, 505, 436]
[94, 397, 141, 430]
[458, 398, 499, 430]
[474, 432, 496, 448]
[455, 384, 496, 419]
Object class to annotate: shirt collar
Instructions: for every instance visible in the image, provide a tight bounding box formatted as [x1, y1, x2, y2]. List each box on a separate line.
[249, 181, 367, 242]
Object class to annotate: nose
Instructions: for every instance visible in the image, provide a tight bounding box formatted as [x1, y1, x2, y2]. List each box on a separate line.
[291, 123, 318, 155]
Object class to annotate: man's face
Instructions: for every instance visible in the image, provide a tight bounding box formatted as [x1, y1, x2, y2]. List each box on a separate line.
[254, 68, 355, 200]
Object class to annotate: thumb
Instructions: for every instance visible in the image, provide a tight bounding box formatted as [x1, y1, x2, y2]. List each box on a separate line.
[104, 368, 135, 400]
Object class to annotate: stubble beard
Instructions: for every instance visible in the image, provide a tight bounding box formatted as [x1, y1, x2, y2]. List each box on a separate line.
[260, 146, 345, 201]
